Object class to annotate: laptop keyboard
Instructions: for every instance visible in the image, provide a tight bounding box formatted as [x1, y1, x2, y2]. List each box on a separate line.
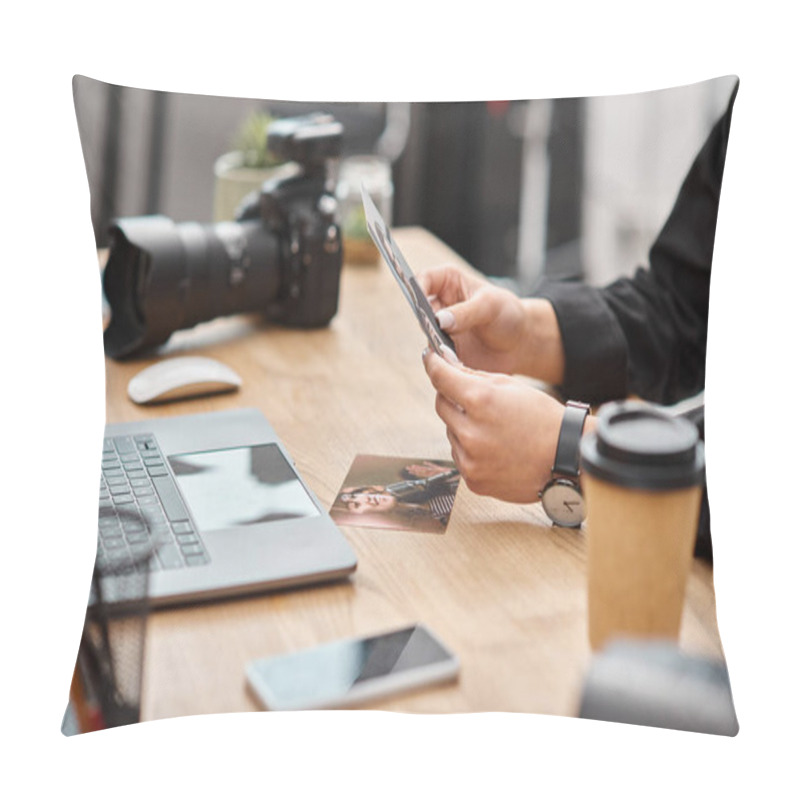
[97, 433, 209, 573]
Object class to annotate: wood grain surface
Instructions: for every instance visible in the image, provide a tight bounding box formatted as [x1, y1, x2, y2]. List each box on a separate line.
[101, 227, 724, 721]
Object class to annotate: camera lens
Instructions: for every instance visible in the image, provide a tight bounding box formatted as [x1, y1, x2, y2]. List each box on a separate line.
[103, 215, 280, 359]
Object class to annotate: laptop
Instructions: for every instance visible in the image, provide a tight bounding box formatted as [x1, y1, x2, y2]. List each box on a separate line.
[96, 407, 357, 606]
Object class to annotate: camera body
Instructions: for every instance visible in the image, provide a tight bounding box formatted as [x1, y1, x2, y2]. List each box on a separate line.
[102, 113, 344, 359]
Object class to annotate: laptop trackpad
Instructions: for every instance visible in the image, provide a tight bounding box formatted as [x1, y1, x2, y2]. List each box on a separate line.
[168, 443, 320, 532]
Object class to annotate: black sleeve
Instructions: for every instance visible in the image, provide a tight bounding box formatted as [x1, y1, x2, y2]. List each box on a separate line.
[535, 83, 738, 405]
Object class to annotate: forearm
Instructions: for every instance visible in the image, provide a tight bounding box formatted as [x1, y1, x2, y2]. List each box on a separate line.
[511, 292, 628, 404]
[528, 282, 630, 403]
[512, 298, 566, 385]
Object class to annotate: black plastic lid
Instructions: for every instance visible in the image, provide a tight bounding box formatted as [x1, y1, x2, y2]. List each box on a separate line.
[580, 401, 705, 490]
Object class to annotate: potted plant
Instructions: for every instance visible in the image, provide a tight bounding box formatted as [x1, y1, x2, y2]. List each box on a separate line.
[212, 110, 294, 221]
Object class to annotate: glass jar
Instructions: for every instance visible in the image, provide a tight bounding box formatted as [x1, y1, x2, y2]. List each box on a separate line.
[336, 155, 394, 265]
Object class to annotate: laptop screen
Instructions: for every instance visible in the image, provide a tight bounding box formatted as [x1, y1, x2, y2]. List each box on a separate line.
[168, 444, 320, 532]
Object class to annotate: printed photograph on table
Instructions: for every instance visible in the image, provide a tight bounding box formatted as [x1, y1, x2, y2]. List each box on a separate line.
[331, 455, 460, 533]
[64, 73, 739, 736]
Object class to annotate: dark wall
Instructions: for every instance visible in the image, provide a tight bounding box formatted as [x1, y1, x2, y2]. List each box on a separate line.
[544, 97, 585, 281]
[393, 101, 524, 277]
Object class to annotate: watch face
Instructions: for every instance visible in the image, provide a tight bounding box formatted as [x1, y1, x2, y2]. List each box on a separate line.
[541, 479, 585, 528]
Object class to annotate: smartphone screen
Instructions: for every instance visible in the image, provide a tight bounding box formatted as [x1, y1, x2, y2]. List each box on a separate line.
[360, 186, 458, 360]
[246, 624, 459, 710]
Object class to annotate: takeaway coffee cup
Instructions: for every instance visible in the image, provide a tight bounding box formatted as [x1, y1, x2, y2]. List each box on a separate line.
[580, 401, 705, 650]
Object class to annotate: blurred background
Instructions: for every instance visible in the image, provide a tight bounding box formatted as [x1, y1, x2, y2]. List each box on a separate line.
[73, 74, 737, 293]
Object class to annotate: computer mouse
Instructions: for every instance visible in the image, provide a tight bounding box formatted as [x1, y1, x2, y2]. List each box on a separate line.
[127, 356, 243, 404]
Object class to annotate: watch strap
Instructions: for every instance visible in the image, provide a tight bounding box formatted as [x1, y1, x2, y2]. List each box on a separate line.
[553, 401, 590, 478]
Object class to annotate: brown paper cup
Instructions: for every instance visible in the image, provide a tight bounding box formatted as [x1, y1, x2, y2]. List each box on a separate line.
[580, 402, 705, 651]
[584, 477, 702, 649]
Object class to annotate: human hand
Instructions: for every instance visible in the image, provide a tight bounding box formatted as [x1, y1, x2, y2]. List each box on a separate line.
[418, 265, 565, 384]
[422, 349, 564, 503]
[417, 265, 526, 374]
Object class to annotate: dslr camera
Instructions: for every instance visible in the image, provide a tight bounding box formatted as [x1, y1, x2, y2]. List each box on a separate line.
[102, 113, 344, 359]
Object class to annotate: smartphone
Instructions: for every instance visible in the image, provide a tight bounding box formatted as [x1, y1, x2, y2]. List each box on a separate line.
[245, 623, 460, 711]
[361, 186, 458, 361]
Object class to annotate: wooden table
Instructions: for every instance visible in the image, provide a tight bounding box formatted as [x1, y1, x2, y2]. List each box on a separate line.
[102, 227, 725, 721]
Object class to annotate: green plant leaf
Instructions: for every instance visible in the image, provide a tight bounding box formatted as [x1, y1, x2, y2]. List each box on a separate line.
[232, 111, 286, 169]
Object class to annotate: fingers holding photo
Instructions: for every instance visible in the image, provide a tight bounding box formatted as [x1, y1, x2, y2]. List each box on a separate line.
[418, 265, 493, 334]
[417, 263, 476, 310]
[423, 348, 483, 410]
[419, 267, 528, 375]
[422, 349, 564, 503]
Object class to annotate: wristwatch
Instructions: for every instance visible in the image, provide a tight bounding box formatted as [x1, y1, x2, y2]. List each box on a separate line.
[539, 400, 591, 527]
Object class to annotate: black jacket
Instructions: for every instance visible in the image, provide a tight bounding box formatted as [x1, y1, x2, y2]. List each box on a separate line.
[536, 83, 738, 561]
[536, 83, 738, 406]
